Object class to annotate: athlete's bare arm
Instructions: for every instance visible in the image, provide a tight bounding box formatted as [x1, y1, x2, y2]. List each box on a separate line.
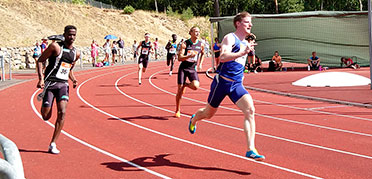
[197, 43, 205, 71]
[69, 50, 80, 88]
[219, 35, 255, 63]
[36, 43, 60, 88]
[177, 42, 197, 62]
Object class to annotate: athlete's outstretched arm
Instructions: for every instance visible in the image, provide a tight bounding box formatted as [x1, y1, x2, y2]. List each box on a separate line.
[219, 34, 254, 63]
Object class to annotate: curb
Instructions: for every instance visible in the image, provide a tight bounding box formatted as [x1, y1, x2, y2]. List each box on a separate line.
[205, 68, 372, 108]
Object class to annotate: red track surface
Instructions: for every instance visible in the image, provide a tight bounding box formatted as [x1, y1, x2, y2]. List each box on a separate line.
[1, 60, 372, 178]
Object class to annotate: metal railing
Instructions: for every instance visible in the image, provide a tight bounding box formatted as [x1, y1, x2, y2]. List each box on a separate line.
[0, 134, 25, 179]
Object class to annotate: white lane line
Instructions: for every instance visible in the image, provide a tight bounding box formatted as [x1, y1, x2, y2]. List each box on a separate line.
[147, 70, 372, 160]
[106, 73, 322, 179]
[30, 67, 171, 179]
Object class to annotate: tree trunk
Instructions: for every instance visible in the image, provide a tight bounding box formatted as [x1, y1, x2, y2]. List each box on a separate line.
[214, 0, 220, 17]
[275, 0, 278, 14]
[155, 0, 158, 13]
[359, 0, 363, 11]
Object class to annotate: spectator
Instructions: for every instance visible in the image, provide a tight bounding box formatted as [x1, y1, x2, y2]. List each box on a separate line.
[40, 38, 48, 54]
[245, 34, 256, 70]
[154, 37, 159, 60]
[251, 55, 262, 73]
[341, 57, 360, 69]
[103, 39, 111, 64]
[111, 41, 118, 64]
[307, 51, 320, 70]
[91, 40, 98, 67]
[117, 37, 125, 63]
[271, 51, 283, 71]
[132, 40, 138, 62]
[32, 41, 41, 63]
[213, 37, 221, 68]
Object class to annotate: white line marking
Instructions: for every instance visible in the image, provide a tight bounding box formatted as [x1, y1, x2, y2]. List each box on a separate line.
[109, 73, 323, 178]
[147, 70, 372, 160]
[30, 67, 171, 179]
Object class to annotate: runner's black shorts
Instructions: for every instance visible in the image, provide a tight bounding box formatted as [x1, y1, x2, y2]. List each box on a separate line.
[42, 81, 69, 107]
[177, 61, 199, 85]
[138, 55, 149, 68]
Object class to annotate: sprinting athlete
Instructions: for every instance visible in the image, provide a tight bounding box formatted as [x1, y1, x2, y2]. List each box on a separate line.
[136, 33, 153, 85]
[175, 26, 204, 118]
[165, 34, 178, 76]
[36, 25, 80, 154]
[188, 12, 265, 161]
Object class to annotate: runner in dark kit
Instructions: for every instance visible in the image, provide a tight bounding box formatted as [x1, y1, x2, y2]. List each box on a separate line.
[175, 26, 205, 118]
[136, 33, 153, 85]
[165, 34, 178, 76]
[36, 25, 80, 154]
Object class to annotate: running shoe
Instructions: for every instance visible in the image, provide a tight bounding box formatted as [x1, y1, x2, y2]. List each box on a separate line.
[48, 142, 60, 154]
[188, 114, 196, 134]
[175, 111, 181, 118]
[245, 149, 265, 161]
[169, 71, 172, 76]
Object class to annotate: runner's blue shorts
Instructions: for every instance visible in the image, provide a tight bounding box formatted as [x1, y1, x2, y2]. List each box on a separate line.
[208, 75, 248, 108]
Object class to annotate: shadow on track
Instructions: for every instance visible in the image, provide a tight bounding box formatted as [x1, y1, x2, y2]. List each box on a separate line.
[101, 153, 251, 175]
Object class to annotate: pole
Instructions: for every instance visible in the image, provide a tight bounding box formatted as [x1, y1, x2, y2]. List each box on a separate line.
[8, 53, 11, 80]
[369, 0, 372, 89]
[210, 22, 215, 72]
[1, 53, 4, 81]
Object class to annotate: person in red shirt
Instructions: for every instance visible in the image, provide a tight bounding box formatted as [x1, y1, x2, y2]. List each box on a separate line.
[341, 57, 360, 69]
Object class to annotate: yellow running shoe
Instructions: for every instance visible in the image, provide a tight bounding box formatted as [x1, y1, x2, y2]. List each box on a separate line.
[175, 111, 181, 118]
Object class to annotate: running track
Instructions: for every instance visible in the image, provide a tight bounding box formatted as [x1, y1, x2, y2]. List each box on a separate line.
[0, 60, 371, 178]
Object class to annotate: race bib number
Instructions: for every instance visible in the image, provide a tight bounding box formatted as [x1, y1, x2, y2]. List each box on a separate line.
[186, 50, 198, 62]
[142, 48, 149, 55]
[169, 48, 176, 54]
[56, 62, 72, 80]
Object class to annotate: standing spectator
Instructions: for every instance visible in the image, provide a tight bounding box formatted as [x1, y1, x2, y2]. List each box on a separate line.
[341, 57, 360, 69]
[103, 39, 111, 65]
[154, 38, 159, 60]
[32, 41, 41, 63]
[272, 51, 283, 71]
[307, 51, 320, 70]
[40, 38, 48, 54]
[117, 37, 125, 63]
[213, 37, 221, 68]
[111, 41, 118, 65]
[245, 34, 256, 70]
[90, 40, 98, 67]
[132, 40, 138, 62]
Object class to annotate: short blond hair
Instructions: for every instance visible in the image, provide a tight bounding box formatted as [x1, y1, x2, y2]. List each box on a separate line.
[233, 12, 251, 29]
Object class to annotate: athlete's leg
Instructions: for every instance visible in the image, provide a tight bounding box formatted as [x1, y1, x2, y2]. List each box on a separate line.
[50, 100, 68, 144]
[185, 80, 199, 90]
[235, 94, 256, 151]
[138, 63, 143, 84]
[190, 103, 218, 126]
[41, 107, 52, 121]
[175, 84, 187, 117]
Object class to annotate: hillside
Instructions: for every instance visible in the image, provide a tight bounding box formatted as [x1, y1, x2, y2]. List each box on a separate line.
[0, 0, 211, 48]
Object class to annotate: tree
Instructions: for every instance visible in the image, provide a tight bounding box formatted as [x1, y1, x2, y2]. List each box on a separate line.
[275, 0, 278, 13]
[214, 0, 220, 16]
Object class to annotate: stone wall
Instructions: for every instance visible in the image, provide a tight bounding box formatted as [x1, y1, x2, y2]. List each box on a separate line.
[0, 46, 167, 70]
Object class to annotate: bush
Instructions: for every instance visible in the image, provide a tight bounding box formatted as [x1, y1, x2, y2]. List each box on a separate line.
[166, 6, 179, 17]
[181, 7, 194, 21]
[71, 0, 85, 5]
[123, 5, 135, 14]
